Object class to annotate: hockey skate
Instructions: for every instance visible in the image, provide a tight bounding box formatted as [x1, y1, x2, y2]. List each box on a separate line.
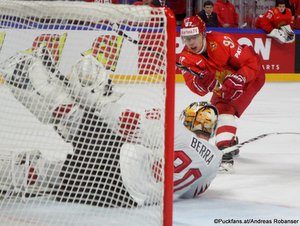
[219, 153, 234, 173]
[219, 137, 239, 173]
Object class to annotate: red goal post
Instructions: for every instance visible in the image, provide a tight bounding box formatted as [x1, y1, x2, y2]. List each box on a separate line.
[0, 1, 176, 226]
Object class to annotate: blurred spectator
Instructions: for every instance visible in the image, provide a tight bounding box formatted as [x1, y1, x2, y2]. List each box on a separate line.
[290, 0, 300, 28]
[133, 0, 162, 6]
[167, 0, 186, 25]
[256, 0, 293, 33]
[280, 0, 293, 11]
[256, 0, 295, 43]
[197, 0, 219, 27]
[213, 0, 239, 28]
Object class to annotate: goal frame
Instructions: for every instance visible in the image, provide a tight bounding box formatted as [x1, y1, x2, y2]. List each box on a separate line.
[0, 2, 176, 226]
[163, 7, 176, 226]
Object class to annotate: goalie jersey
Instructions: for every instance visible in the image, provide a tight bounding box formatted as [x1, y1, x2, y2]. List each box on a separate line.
[174, 120, 222, 199]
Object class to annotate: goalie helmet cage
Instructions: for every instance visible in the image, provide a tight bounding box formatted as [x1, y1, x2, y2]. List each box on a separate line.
[0, 1, 176, 226]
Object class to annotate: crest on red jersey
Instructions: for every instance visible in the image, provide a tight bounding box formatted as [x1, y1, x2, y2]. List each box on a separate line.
[209, 41, 217, 51]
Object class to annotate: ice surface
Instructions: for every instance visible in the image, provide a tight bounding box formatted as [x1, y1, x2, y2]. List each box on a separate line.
[0, 82, 299, 226]
[174, 83, 300, 226]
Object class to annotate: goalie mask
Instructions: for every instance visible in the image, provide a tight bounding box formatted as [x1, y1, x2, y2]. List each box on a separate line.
[72, 55, 107, 89]
[70, 55, 123, 106]
[180, 101, 218, 137]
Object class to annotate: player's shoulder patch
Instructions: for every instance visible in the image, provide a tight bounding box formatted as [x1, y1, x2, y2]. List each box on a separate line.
[206, 32, 221, 51]
[208, 41, 217, 51]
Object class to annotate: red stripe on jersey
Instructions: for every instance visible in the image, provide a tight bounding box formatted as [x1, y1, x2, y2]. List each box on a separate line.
[216, 140, 234, 149]
[216, 125, 237, 135]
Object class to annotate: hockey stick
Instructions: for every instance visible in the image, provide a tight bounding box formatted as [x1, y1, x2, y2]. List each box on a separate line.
[35, 46, 71, 87]
[110, 22, 165, 59]
[111, 23, 143, 46]
[176, 62, 204, 78]
[222, 132, 300, 155]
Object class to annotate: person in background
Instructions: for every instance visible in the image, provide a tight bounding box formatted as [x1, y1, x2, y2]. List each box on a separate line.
[213, 0, 239, 28]
[256, 0, 295, 43]
[289, 0, 300, 29]
[198, 0, 219, 27]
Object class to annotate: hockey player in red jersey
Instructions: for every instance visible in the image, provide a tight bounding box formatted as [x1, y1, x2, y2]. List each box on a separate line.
[255, 0, 295, 44]
[178, 15, 265, 172]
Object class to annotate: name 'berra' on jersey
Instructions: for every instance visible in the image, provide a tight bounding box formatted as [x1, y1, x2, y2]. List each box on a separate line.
[174, 121, 222, 200]
[190, 137, 214, 165]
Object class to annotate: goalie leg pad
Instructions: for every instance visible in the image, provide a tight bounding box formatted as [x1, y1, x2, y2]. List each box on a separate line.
[119, 143, 163, 206]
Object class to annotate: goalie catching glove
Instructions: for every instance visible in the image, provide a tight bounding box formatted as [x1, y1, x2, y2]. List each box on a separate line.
[220, 74, 246, 101]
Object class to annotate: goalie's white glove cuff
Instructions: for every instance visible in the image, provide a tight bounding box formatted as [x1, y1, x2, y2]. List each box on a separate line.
[280, 25, 294, 35]
[267, 28, 284, 39]
[267, 27, 295, 44]
[280, 25, 295, 43]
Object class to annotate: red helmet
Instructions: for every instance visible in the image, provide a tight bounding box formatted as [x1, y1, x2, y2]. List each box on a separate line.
[180, 16, 206, 37]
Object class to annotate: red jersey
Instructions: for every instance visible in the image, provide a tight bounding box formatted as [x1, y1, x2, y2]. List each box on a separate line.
[213, 0, 239, 27]
[256, 7, 293, 33]
[178, 31, 265, 117]
[179, 31, 262, 96]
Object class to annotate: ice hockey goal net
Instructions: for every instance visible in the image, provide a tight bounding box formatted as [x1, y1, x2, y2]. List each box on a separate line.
[0, 1, 175, 226]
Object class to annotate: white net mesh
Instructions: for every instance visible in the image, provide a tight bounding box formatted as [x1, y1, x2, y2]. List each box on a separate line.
[0, 1, 172, 225]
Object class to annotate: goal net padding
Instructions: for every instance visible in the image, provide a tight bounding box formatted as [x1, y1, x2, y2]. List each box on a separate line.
[0, 1, 175, 226]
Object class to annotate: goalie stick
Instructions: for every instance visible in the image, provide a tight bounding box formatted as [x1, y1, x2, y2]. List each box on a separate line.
[111, 23, 143, 47]
[35, 46, 71, 87]
[110, 22, 165, 59]
[222, 132, 300, 155]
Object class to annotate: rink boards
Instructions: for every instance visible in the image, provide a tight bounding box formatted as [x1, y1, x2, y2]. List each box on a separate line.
[174, 73, 300, 83]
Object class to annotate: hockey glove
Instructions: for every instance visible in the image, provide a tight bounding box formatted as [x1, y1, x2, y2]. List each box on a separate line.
[178, 55, 217, 93]
[221, 74, 246, 101]
[193, 70, 217, 93]
[178, 54, 207, 76]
